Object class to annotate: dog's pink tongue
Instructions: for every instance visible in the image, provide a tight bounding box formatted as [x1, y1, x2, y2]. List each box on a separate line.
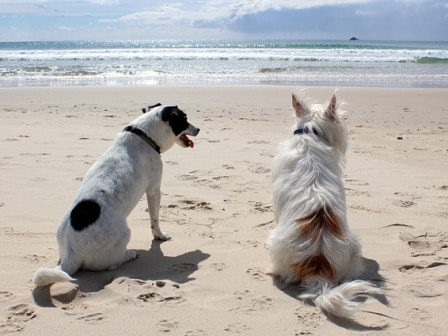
[182, 134, 194, 148]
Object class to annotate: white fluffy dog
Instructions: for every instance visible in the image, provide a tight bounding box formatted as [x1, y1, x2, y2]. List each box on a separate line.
[267, 93, 381, 318]
[33, 104, 199, 287]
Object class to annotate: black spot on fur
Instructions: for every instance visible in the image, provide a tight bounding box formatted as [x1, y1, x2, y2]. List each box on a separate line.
[160, 106, 189, 136]
[70, 199, 101, 231]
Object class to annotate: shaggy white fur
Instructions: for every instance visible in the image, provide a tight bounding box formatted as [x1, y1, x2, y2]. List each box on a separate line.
[267, 93, 382, 318]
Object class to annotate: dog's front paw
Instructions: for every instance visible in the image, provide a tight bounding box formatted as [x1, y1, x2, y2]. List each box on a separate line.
[153, 231, 171, 241]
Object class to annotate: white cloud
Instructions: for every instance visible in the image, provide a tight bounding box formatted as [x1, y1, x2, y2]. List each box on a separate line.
[103, 4, 191, 25]
[1, 0, 446, 40]
[88, 0, 121, 4]
[0, 0, 119, 3]
[355, 9, 377, 15]
[435, 1, 448, 9]
[104, 0, 377, 27]
[230, 0, 374, 17]
[58, 25, 74, 31]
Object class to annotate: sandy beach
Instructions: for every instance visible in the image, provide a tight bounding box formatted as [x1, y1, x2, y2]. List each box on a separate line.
[0, 85, 447, 335]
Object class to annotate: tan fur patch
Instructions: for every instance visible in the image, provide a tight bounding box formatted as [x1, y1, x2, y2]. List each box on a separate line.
[291, 254, 335, 281]
[297, 206, 343, 242]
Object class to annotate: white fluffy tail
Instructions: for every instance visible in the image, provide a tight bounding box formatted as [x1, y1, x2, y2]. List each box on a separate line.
[33, 265, 75, 287]
[300, 280, 382, 318]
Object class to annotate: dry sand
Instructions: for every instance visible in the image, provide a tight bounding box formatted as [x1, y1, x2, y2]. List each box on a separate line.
[0, 86, 447, 335]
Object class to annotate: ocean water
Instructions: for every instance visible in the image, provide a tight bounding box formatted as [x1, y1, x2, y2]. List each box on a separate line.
[1, 40, 447, 88]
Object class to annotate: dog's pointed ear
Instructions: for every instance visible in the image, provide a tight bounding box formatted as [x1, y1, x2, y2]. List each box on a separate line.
[324, 94, 337, 121]
[292, 94, 308, 118]
[142, 103, 162, 114]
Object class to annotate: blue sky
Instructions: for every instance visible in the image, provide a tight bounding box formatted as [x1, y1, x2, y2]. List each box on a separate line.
[0, 0, 447, 41]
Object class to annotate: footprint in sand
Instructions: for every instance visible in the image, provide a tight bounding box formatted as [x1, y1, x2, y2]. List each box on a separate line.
[0, 291, 13, 302]
[102, 278, 154, 304]
[398, 230, 448, 298]
[407, 307, 431, 321]
[248, 166, 270, 174]
[156, 319, 179, 333]
[210, 262, 227, 272]
[238, 240, 262, 249]
[344, 178, 369, 186]
[224, 322, 250, 334]
[180, 200, 213, 210]
[0, 304, 36, 334]
[260, 150, 274, 158]
[178, 174, 198, 181]
[23, 254, 47, 264]
[137, 292, 163, 302]
[60, 303, 89, 316]
[185, 329, 207, 336]
[392, 192, 422, 208]
[393, 200, 416, 208]
[398, 261, 447, 274]
[137, 291, 185, 306]
[110, 277, 148, 288]
[166, 263, 197, 274]
[231, 290, 273, 315]
[344, 187, 370, 197]
[407, 279, 444, 299]
[246, 267, 268, 281]
[250, 201, 271, 213]
[399, 231, 448, 257]
[222, 164, 235, 170]
[349, 204, 382, 213]
[77, 312, 106, 324]
[247, 140, 269, 145]
[241, 296, 273, 314]
[294, 307, 325, 335]
[159, 294, 185, 306]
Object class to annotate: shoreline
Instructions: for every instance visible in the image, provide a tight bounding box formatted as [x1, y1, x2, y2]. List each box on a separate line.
[2, 39, 448, 90]
[2, 80, 448, 89]
[1, 83, 448, 90]
[0, 85, 447, 335]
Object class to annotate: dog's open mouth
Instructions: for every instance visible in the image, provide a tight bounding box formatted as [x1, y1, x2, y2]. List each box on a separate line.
[180, 134, 194, 148]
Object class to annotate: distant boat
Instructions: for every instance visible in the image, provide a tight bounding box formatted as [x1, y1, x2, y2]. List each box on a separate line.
[350, 37, 359, 41]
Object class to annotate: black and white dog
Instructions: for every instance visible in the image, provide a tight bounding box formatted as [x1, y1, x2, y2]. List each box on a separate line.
[33, 104, 199, 287]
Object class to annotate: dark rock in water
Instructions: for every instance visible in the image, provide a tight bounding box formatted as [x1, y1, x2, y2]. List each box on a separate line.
[350, 37, 359, 41]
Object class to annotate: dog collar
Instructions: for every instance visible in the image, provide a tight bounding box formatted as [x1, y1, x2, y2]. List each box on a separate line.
[294, 126, 319, 136]
[294, 126, 329, 143]
[123, 125, 161, 154]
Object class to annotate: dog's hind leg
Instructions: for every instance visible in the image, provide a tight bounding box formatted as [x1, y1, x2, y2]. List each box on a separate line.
[60, 249, 83, 276]
[107, 250, 137, 270]
[82, 222, 137, 271]
[146, 187, 170, 241]
[85, 246, 137, 271]
[104, 230, 137, 270]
